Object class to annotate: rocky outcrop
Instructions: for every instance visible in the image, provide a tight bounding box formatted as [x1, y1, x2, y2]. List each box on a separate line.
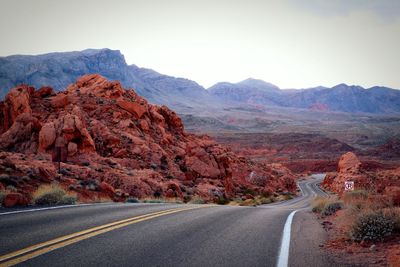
[323, 152, 400, 195]
[0, 74, 296, 206]
[0, 85, 33, 134]
[323, 152, 369, 194]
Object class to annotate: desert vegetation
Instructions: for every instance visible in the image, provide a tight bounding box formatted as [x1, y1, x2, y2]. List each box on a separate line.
[313, 190, 400, 243]
[32, 184, 77, 206]
[312, 197, 344, 217]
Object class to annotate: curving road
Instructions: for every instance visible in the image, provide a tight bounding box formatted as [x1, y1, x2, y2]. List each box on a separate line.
[0, 174, 341, 267]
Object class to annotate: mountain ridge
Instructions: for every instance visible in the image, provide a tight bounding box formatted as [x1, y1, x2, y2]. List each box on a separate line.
[1, 48, 400, 114]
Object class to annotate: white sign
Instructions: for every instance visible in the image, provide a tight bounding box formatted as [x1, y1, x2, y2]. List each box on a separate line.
[345, 181, 354, 191]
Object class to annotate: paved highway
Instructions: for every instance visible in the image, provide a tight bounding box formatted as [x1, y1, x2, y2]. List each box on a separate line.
[0, 174, 341, 267]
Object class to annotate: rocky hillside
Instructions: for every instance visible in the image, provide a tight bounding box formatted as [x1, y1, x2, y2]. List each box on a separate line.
[0, 49, 214, 112]
[0, 74, 296, 207]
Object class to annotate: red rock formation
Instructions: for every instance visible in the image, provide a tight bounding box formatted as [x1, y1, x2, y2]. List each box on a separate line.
[0, 74, 296, 205]
[323, 152, 400, 197]
[0, 85, 34, 134]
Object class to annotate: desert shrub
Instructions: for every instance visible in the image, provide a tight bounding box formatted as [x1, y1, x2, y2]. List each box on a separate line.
[243, 188, 256, 196]
[60, 195, 77, 205]
[343, 190, 368, 202]
[312, 197, 343, 216]
[32, 184, 76, 205]
[351, 211, 394, 242]
[216, 197, 230, 205]
[188, 197, 206, 204]
[312, 197, 331, 213]
[0, 190, 5, 206]
[142, 198, 165, 203]
[259, 197, 274, 205]
[343, 190, 370, 211]
[126, 197, 140, 203]
[321, 201, 344, 216]
[239, 199, 257, 206]
[367, 194, 394, 210]
[382, 207, 400, 233]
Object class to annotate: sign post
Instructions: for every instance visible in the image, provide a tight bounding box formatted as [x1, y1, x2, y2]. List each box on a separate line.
[52, 137, 68, 174]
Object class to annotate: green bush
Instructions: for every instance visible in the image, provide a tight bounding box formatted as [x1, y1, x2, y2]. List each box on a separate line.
[216, 197, 230, 205]
[60, 195, 77, 205]
[321, 201, 344, 216]
[126, 197, 140, 203]
[351, 211, 394, 242]
[143, 199, 164, 203]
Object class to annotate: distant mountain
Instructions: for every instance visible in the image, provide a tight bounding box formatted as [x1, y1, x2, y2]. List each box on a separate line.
[1, 48, 400, 114]
[0, 49, 214, 112]
[209, 78, 282, 106]
[209, 81, 400, 114]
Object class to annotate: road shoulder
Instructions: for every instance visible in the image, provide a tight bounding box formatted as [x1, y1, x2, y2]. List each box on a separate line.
[290, 209, 353, 267]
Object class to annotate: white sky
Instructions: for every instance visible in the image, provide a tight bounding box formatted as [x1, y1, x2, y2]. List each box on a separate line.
[0, 0, 399, 89]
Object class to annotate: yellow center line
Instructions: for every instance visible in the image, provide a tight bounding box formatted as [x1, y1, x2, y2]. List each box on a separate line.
[0, 206, 206, 266]
[0, 208, 178, 262]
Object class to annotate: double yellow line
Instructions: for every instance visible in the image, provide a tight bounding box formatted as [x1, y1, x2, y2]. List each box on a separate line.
[0, 206, 201, 267]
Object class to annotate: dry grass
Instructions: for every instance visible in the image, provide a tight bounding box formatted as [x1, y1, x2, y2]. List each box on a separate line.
[141, 197, 183, 204]
[334, 190, 400, 242]
[231, 196, 276, 206]
[32, 183, 77, 205]
[93, 195, 113, 203]
[188, 196, 206, 204]
[311, 196, 344, 217]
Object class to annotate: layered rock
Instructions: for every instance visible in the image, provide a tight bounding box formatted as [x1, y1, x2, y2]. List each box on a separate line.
[0, 74, 296, 206]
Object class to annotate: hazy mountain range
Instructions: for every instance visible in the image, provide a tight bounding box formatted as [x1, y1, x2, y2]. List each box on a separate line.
[1, 48, 399, 114]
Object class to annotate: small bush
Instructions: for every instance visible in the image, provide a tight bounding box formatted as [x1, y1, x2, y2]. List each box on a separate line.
[382, 207, 400, 233]
[142, 198, 165, 203]
[126, 197, 140, 203]
[312, 197, 330, 213]
[60, 195, 77, 205]
[321, 201, 344, 216]
[351, 211, 394, 242]
[259, 197, 274, 205]
[243, 188, 256, 196]
[216, 197, 230, 205]
[0, 190, 5, 206]
[32, 184, 76, 206]
[188, 197, 206, 204]
[239, 199, 257, 206]
[312, 197, 343, 216]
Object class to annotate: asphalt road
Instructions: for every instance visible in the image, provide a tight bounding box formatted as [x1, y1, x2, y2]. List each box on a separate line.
[0, 174, 337, 267]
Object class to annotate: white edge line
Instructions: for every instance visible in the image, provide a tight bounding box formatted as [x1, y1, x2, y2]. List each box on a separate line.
[277, 210, 297, 267]
[0, 202, 115, 216]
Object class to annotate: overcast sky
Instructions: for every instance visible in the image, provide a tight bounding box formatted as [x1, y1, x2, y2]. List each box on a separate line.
[0, 0, 399, 89]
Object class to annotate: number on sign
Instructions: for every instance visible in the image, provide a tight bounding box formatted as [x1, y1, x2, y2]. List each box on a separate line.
[344, 181, 354, 191]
